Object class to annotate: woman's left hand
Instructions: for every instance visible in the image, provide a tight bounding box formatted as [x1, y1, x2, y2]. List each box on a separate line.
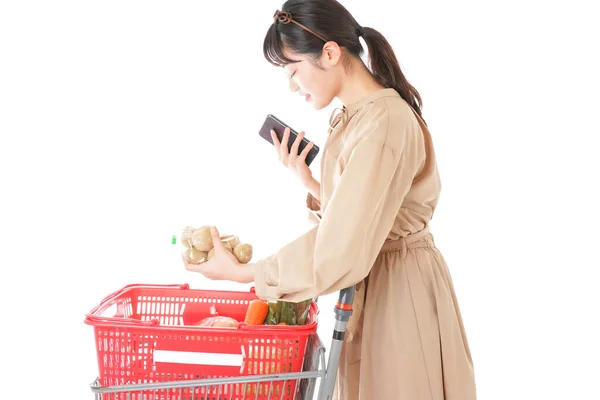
[182, 226, 255, 284]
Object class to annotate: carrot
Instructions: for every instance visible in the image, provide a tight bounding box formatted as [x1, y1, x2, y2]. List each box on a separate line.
[244, 300, 269, 325]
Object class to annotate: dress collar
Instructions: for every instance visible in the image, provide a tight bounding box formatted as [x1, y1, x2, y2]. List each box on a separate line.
[328, 88, 399, 131]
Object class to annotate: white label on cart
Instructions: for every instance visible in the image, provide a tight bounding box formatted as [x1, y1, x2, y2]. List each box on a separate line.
[154, 350, 243, 366]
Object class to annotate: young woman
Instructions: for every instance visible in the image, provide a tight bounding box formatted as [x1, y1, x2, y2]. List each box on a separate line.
[183, 1, 477, 398]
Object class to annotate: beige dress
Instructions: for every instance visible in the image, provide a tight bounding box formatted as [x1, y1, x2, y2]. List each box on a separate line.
[253, 88, 477, 399]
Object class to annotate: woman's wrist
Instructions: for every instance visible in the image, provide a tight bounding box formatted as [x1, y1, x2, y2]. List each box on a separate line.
[304, 177, 321, 202]
[236, 263, 257, 284]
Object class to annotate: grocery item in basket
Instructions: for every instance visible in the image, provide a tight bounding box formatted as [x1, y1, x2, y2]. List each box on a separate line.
[265, 300, 282, 325]
[194, 303, 239, 327]
[244, 299, 269, 325]
[296, 298, 312, 325]
[194, 315, 239, 328]
[179, 226, 253, 264]
[279, 301, 297, 325]
[263, 298, 313, 325]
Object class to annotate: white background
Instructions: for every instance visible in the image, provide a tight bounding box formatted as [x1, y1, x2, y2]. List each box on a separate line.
[1, 0, 599, 398]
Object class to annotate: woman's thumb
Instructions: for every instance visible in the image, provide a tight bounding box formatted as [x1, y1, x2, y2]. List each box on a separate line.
[210, 226, 224, 249]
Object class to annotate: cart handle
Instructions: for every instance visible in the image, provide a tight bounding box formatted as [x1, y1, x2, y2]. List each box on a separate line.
[84, 283, 190, 327]
[335, 286, 355, 310]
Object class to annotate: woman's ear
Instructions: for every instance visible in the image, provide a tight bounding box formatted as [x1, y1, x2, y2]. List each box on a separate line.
[321, 41, 341, 67]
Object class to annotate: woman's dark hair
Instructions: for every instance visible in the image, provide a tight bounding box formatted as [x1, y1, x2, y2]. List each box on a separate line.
[264, 0, 424, 120]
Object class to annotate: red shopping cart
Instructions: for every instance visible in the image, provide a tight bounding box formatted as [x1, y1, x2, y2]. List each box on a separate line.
[85, 283, 355, 400]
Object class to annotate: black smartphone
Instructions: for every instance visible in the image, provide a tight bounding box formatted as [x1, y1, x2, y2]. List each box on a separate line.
[258, 114, 320, 166]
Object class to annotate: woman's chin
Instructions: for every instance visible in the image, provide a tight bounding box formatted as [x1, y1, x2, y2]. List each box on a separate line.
[311, 99, 330, 111]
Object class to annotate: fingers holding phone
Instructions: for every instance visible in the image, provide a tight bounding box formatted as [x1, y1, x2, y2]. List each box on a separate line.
[271, 127, 315, 187]
[259, 114, 320, 187]
[291, 131, 316, 167]
[270, 127, 286, 162]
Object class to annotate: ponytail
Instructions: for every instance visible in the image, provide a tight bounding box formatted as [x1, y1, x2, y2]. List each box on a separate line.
[362, 27, 425, 123]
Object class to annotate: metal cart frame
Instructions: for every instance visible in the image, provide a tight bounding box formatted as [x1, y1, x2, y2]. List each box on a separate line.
[90, 287, 355, 400]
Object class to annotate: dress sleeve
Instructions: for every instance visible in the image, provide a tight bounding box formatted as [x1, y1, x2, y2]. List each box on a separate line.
[253, 109, 423, 301]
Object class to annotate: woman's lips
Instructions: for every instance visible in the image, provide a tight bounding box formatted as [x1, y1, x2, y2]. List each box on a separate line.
[299, 91, 311, 102]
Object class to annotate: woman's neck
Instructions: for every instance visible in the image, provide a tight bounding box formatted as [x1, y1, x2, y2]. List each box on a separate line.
[337, 59, 386, 107]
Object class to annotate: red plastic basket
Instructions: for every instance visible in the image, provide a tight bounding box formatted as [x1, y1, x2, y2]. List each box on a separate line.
[85, 283, 318, 400]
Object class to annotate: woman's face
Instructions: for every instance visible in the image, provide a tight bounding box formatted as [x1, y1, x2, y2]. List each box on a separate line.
[282, 45, 342, 110]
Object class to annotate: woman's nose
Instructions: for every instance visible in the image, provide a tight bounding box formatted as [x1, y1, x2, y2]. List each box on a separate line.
[288, 78, 299, 93]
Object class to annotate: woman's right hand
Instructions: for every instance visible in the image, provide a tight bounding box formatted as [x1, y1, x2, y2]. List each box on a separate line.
[271, 127, 316, 188]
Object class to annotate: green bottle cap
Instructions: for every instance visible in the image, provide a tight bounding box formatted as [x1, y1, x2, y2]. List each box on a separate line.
[172, 235, 177, 244]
